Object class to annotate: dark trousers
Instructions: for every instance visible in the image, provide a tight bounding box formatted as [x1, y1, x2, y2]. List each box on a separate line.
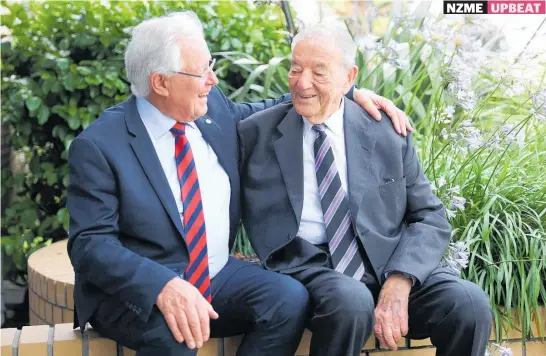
[289, 264, 493, 356]
[90, 257, 309, 356]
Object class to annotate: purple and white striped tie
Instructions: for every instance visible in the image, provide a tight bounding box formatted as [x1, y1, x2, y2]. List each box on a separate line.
[313, 124, 365, 281]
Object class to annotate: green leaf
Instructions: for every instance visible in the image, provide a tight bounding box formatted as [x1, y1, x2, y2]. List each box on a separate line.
[231, 38, 243, 49]
[77, 66, 93, 76]
[63, 73, 77, 91]
[67, 116, 81, 130]
[73, 33, 97, 47]
[249, 28, 264, 43]
[25, 97, 42, 112]
[37, 105, 50, 125]
[56, 58, 70, 72]
[42, 78, 56, 95]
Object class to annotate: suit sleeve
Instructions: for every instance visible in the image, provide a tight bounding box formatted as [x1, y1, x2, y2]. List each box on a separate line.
[383, 133, 452, 285]
[66, 136, 178, 322]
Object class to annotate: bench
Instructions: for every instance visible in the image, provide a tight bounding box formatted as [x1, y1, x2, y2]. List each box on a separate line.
[13, 240, 544, 355]
[2, 323, 546, 356]
[0, 323, 428, 356]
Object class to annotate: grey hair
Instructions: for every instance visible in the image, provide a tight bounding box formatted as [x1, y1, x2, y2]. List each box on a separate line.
[291, 22, 357, 68]
[125, 11, 205, 97]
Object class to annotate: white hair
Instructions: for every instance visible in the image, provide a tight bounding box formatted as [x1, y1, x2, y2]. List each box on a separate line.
[291, 22, 357, 68]
[125, 11, 205, 97]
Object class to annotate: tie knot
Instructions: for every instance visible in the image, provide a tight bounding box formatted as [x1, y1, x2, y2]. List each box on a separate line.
[170, 122, 186, 136]
[312, 124, 326, 133]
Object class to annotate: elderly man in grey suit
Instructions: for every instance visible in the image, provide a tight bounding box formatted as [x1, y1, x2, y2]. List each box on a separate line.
[238, 23, 492, 356]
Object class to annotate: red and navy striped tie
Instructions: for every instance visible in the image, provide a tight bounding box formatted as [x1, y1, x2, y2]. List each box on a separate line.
[170, 122, 211, 302]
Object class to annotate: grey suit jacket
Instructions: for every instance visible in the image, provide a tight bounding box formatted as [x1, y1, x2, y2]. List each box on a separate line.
[238, 100, 452, 285]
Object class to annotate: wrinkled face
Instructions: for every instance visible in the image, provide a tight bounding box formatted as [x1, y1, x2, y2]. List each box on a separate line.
[289, 38, 356, 124]
[166, 38, 218, 122]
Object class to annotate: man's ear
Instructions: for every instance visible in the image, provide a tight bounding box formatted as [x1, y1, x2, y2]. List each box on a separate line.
[344, 65, 358, 93]
[150, 72, 170, 97]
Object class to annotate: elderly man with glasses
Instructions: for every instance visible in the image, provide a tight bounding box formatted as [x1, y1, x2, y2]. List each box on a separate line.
[66, 11, 410, 356]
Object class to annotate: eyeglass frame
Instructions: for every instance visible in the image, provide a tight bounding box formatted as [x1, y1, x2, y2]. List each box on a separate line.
[170, 58, 216, 82]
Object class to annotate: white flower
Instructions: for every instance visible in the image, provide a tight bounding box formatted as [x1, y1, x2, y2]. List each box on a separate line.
[451, 196, 466, 211]
[491, 343, 513, 356]
[356, 35, 380, 51]
[438, 177, 447, 187]
[444, 105, 455, 118]
[532, 89, 546, 116]
[441, 241, 469, 275]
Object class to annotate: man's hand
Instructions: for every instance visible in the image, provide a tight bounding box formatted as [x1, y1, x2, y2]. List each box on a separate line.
[353, 88, 413, 136]
[374, 274, 412, 351]
[156, 277, 219, 349]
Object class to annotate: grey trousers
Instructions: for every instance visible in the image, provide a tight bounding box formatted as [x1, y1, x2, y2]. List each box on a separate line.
[289, 265, 493, 356]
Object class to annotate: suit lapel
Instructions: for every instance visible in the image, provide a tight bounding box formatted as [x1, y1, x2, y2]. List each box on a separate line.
[124, 97, 185, 240]
[274, 108, 304, 225]
[195, 115, 235, 183]
[344, 101, 377, 223]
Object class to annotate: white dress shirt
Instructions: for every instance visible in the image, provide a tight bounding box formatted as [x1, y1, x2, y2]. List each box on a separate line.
[136, 97, 230, 279]
[297, 99, 348, 244]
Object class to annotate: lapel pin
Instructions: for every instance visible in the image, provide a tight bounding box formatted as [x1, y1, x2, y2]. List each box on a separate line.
[205, 118, 212, 124]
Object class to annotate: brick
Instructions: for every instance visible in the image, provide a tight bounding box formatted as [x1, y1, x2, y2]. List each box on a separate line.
[378, 337, 408, 351]
[66, 283, 75, 310]
[29, 290, 37, 314]
[123, 347, 137, 356]
[197, 339, 219, 356]
[41, 273, 48, 299]
[56, 280, 67, 307]
[18, 325, 49, 355]
[38, 296, 45, 320]
[53, 305, 64, 324]
[45, 302, 54, 325]
[369, 346, 436, 355]
[294, 330, 311, 355]
[63, 308, 74, 324]
[87, 328, 117, 356]
[29, 310, 37, 325]
[531, 306, 546, 338]
[31, 267, 40, 294]
[1, 328, 18, 355]
[363, 335, 376, 350]
[54, 323, 83, 356]
[504, 340, 546, 356]
[224, 334, 243, 356]
[27, 266, 34, 293]
[48, 277, 56, 304]
[411, 338, 432, 347]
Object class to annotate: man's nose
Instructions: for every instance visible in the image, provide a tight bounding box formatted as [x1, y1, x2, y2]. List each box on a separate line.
[296, 70, 313, 91]
[205, 70, 218, 86]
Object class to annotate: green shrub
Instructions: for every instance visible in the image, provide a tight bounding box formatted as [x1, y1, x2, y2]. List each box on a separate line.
[0, 0, 291, 280]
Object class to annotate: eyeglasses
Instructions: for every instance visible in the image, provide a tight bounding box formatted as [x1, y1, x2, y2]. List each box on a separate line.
[171, 58, 216, 84]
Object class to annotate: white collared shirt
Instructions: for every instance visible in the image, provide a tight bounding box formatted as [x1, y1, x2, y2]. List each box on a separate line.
[136, 97, 230, 279]
[297, 99, 348, 244]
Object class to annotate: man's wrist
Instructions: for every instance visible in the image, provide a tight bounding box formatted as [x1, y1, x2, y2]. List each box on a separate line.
[385, 271, 416, 286]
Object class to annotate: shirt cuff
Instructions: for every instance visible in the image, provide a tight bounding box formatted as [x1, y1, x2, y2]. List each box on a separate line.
[384, 271, 416, 286]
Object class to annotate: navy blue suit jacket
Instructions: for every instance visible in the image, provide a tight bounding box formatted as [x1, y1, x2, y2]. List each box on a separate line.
[66, 86, 290, 329]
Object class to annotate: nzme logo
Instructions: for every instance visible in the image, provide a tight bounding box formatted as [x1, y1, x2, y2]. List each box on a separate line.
[443, 0, 546, 14]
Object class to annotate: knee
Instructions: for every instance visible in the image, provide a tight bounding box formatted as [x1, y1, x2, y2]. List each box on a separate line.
[272, 275, 310, 322]
[321, 284, 375, 326]
[452, 280, 493, 328]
